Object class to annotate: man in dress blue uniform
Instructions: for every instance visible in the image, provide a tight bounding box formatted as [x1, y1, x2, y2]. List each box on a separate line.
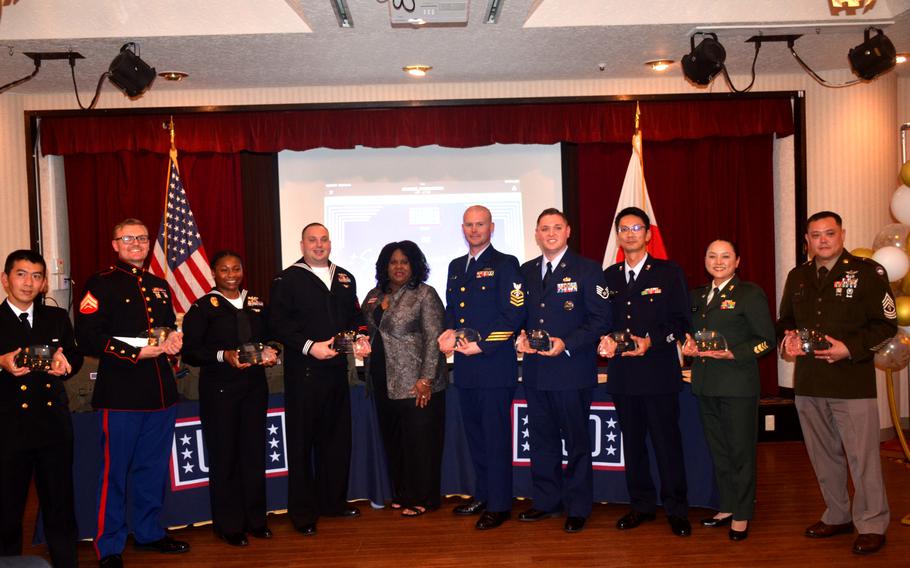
[0, 250, 82, 567]
[76, 219, 188, 568]
[515, 209, 611, 533]
[438, 205, 526, 530]
[597, 206, 692, 537]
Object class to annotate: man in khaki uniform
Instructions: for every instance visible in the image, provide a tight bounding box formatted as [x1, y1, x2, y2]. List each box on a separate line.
[777, 211, 895, 555]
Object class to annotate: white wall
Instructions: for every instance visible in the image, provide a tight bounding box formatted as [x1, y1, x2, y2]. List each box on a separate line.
[2, 69, 909, 428]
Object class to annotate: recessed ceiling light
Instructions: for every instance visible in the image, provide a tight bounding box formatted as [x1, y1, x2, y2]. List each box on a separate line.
[158, 71, 188, 81]
[645, 59, 674, 72]
[403, 65, 432, 77]
[897, 53, 910, 64]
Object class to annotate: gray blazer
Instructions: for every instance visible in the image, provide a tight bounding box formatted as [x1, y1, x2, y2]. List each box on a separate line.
[362, 283, 448, 400]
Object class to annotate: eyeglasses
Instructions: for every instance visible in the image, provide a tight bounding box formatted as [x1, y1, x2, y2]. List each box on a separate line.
[618, 224, 646, 233]
[115, 235, 150, 244]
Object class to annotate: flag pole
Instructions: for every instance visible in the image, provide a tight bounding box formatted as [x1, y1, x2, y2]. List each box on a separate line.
[162, 116, 176, 278]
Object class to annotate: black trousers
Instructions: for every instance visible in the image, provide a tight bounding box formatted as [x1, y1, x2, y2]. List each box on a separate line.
[612, 392, 689, 518]
[284, 365, 352, 527]
[372, 374, 446, 510]
[0, 440, 77, 568]
[199, 373, 269, 534]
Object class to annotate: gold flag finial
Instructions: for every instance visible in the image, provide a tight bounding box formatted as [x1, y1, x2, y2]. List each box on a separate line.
[634, 101, 641, 132]
[168, 116, 178, 164]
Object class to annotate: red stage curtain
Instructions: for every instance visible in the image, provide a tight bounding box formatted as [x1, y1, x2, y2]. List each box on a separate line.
[64, 151, 244, 300]
[577, 135, 778, 393]
[40, 99, 793, 156]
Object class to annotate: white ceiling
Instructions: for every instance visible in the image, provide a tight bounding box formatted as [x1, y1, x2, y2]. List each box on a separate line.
[1, 0, 910, 96]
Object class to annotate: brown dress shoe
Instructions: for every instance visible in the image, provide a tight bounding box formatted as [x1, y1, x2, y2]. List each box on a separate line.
[804, 520, 854, 538]
[853, 533, 886, 554]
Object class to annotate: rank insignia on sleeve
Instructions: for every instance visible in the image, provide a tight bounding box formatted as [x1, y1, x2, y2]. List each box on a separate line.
[753, 341, 769, 355]
[210, 296, 220, 308]
[510, 283, 524, 307]
[596, 285, 609, 299]
[79, 291, 99, 314]
[883, 294, 897, 319]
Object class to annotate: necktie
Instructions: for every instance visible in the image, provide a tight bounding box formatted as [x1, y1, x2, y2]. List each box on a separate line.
[542, 261, 553, 290]
[628, 270, 636, 288]
[709, 286, 720, 305]
[466, 256, 476, 275]
[817, 266, 829, 286]
[19, 313, 30, 329]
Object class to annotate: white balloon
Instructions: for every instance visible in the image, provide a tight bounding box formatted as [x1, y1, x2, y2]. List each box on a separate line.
[872, 245, 910, 282]
[892, 185, 910, 225]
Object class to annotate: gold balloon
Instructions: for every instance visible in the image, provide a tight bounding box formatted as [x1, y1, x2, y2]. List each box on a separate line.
[897, 296, 910, 326]
[851, 247, 874, 259]
[901, 161, 910, 187]
[901, 272, 910, 297]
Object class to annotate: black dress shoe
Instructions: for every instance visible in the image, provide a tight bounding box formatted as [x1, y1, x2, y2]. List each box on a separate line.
[249, 526, 273, 539]
[475, 510, 510, 530]
[325, 506, 361, 518]
[99, 555, 123, 568]
[518, 508, 561, 522]
[215, 530, 249, 547]
[564, 516, 586, 533]
[616, 510, 656, 530]
[729, 527, 749, 541]
[668, 515, 692, 537]
[702, 515, 733, 528]
[296, 523, 317, 536]
[453, 500, 487, 516]
[134, 536, 190, 554]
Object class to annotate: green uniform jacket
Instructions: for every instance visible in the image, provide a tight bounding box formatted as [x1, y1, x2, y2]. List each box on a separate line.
[689, 277, 776, 397]
[776, 251, 897, 399]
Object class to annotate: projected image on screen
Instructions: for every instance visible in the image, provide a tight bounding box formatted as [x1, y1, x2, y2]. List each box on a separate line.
[278, 144, 562, 304]
[325, 185, 523, 301]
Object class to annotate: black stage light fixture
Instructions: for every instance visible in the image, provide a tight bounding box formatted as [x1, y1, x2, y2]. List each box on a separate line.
[107, 42, 156, 97]
[848, 27, 896, 81]
[681, 32, 726, 86]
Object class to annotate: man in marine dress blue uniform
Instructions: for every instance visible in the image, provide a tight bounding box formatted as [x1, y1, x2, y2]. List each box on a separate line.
[515, 209, 611, 533]
[76, 219, 189, 568]
[438, 205, 526, 530]
[597, 206, 692, 537]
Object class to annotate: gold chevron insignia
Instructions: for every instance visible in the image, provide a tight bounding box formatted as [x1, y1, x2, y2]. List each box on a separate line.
[485, 331, 514, 341]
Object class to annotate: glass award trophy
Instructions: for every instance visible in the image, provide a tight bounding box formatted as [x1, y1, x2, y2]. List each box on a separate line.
[454, 328, 482, 347]
[528, 329, 552, 351]
[15, 344, 54, 371]
[609, 331, 636, 354]
[143, 327, 175, 346]
[333, 331, 357, 354]
[798, 328, 831, 354]
[238, 342, 266, 364]
[694, 330, 728, 352]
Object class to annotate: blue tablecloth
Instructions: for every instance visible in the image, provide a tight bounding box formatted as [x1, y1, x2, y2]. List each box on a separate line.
[59, 382, 717, 540]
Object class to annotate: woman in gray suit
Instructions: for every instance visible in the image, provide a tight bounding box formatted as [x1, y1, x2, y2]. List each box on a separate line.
[363, 240, 448, 517]
[682, 239, 775, 542]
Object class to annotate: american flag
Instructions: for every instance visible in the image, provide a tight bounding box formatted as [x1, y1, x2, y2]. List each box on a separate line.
[149, 155, 214, 313]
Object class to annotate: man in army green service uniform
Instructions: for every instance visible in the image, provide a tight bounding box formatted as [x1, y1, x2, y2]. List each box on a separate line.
[777, 211, 896, 556]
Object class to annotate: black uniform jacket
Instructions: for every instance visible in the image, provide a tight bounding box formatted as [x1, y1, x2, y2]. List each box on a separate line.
[777, 251, 897, 399]
[75, 261, 178, 410]
[520, 249, 612, 391]
[0, 301, 83, 450]
[182, 289, 270, 384]
[689, 277, 776, 398]
[602, 256, 691, 395]
[269, 259, 366, 374]
[443, 246, 526, 389]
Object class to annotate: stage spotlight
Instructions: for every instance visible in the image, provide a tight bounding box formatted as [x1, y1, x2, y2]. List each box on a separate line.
[848, 27, 896, 81]
[107, 42, 156, 98]
[681, 33, 726, 86]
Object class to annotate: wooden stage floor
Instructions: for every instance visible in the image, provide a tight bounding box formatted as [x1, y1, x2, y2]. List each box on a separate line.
[20, 441, 910, 567]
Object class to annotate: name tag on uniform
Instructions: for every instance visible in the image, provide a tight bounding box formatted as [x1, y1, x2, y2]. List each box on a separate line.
[476, 270, 495, 278]
[641, 287, 662, 296]
[557, 282, 578, 294]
